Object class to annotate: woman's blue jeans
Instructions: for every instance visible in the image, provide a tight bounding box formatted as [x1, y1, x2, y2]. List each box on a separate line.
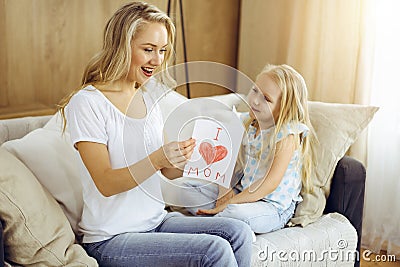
[82, 212, 253, 267]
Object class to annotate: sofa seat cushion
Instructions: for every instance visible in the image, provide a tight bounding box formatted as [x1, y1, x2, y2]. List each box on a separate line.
[251, 213, 357, 266]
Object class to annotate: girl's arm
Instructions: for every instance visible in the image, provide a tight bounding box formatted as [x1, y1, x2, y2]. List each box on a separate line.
[216, 185, 235, 206]
[198, 135, 296, 214]
[76, 138, 195, 197]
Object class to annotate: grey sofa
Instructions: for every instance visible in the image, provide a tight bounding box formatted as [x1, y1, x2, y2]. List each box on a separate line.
[2, 86, 374, 266]
[0, 113, 365, 267]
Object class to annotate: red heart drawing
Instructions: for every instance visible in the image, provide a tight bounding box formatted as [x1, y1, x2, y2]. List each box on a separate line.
[199, 142, 228, 165]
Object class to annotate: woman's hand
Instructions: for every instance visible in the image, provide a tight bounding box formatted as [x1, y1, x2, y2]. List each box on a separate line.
[151, 138, 196, 170]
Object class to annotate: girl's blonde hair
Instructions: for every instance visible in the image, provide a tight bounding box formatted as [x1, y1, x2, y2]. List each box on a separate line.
[243, 63, 316, 192]
[58, 1, 176, 130]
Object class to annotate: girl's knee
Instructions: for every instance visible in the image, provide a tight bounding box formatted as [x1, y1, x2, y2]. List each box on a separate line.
[217, 204, 251, 223]
[217, 206, 282, 234]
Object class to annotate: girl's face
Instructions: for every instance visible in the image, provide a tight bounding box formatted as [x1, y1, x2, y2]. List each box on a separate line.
[248, 73, 282, 129]
[128, 22, 168, 84]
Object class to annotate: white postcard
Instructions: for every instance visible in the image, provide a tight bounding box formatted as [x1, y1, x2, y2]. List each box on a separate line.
[184, 118, 244, 188]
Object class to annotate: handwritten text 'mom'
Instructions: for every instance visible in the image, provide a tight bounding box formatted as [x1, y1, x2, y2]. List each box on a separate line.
[186, 167, 226, 183]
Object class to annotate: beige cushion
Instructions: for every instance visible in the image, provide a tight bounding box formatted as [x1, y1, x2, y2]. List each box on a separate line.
[0, 147, 97, 266]
[290, 101, 378, 226]
[1, 113, 83, 236]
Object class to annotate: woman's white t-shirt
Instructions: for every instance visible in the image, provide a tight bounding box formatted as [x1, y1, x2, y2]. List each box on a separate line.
[66, 85, 167, 243]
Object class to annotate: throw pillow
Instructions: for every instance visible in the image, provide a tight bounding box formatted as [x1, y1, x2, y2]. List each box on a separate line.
[1, 112, 83, 236]
[290, 101, 379, 226]
[0, 147, 97, 266]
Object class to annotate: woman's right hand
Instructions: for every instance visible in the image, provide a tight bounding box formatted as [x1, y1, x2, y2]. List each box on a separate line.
[151, 138, 196, 170]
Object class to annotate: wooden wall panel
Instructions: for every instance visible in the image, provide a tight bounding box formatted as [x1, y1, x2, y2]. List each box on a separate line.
[237, 0, 288, 94]
[174, 0, 240, 97]
[0, 0, 7, 107]
[4, 0, 36, 106]
[0, 0, 135, 118]
[0, 0, 240, 119]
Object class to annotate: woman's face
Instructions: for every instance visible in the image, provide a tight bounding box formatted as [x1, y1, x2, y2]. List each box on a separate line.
[247, 73, 282, 129]
[129, 22, 168, 84]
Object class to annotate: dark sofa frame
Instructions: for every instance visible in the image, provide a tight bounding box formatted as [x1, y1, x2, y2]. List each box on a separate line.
[325, 156, 366, 267]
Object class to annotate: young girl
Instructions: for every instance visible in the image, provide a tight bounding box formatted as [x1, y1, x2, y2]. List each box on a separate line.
[58, 2, 252, 266]
[181, 63, 316, 234]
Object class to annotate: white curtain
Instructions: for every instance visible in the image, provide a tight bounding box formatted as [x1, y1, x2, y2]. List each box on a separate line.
[362, 0, 400, 258]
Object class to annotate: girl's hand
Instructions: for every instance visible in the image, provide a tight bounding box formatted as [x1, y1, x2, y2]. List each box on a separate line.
[151, 138, 196, 170]
[216, 189, 234, 207]
[197, 201, 229, 215]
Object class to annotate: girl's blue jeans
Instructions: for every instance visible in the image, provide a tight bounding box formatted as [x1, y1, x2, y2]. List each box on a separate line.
[178, 179, 296, 234]
[82, 212, 253, 267]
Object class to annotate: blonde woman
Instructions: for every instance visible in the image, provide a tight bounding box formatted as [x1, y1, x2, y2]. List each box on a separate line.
[182, 64, 316, 234]
[58, 2, 252, 266]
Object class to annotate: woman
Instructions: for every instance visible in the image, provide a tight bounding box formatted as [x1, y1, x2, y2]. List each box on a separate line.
[58, 2, 252, 266]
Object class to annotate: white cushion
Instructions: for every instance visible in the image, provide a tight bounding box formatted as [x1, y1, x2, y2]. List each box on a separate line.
[1, 113, 83, 236]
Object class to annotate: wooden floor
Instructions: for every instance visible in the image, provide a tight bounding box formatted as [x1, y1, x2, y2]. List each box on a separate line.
[360, 249, 399, 267]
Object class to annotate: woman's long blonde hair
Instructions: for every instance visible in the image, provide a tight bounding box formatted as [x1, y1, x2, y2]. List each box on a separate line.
[57, 1, 176, 130]
[243, 64, 316, 192]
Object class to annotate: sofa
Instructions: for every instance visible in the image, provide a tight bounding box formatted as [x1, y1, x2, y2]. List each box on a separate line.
[0, 90, 378, 266]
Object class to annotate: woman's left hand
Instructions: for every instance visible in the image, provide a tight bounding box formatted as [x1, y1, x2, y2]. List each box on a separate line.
[196, 201, 229, 215]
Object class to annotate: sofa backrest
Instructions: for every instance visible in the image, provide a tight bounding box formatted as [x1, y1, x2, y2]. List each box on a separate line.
[0, 115, 52, 145]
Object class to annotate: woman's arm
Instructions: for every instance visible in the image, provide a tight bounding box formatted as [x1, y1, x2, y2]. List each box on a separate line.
[76, 138, 195, 197]
[198, 135, 296, 214]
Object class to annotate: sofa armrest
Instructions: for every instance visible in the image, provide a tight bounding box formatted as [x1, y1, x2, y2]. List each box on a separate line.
[324, 156, 366, 267]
